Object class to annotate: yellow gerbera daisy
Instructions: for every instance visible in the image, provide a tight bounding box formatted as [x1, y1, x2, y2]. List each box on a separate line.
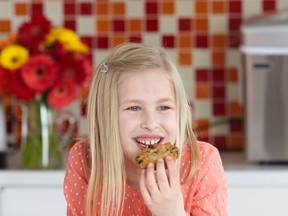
[42, 27, 88, 54]
[0, 44, 29, 70]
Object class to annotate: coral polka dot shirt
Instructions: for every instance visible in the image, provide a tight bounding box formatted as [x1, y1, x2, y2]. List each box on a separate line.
[64, 141, 228, 216]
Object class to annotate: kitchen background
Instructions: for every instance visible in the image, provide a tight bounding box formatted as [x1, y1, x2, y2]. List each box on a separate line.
[1, 0, 288, 152]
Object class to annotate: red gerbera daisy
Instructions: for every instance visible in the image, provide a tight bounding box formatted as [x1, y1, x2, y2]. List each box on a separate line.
[47, 80, 76, 109]
[59, 53, 90, 85]
[21, 54, 59, 92]
[0, 67, 12, 95]
[18, 15, 51, 53]
[10, 70, 36, 101]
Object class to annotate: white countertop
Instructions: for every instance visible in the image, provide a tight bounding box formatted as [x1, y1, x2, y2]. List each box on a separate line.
[1, 152, 288, 187]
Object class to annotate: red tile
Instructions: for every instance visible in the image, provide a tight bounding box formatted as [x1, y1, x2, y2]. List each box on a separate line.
[80, 2, 93, 15]
[212, 85, 226, 100]
[113, 19, 126, 32]
[228, 0, 242, 14]
[212, 68, 225, 82]
[195, 35, 208, 48]
[178, 18, 192, 31]
[80, 36, 93, 49]
[228, 33, 241, 48]
[96, 36, 109, 49]
[146, 2, 158, 15]
[213, 136, 227, 150]
[213, 102, 226, 116]
[228, 17, 242, 31]
[31, 3, 43, 16]
[196, 69, 209, 82]
[263, 0, 276, 12]
[129, 35, 142, 43]
[64, 19, 76, 31]
[229, 119, 243, 132]
[64, 2, 76, 15]
[146, 18, 158, 31]
[162, 35, 175, 48]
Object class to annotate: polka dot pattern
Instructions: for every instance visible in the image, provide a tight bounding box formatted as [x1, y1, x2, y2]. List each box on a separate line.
[63, 141, 228, 215]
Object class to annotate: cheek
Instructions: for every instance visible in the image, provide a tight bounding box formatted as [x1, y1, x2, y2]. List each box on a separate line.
[164, 113, 177, 140]
[118, 115, 136, 141]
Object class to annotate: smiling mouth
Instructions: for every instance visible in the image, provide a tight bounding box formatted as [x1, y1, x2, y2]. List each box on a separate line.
[135, 138, 162, 147]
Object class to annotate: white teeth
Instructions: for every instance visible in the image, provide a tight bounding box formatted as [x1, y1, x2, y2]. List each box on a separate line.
[137, 139, 160, 146]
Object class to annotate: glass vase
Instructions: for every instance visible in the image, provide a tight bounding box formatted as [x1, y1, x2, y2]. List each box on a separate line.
[21, 97, 62, 169]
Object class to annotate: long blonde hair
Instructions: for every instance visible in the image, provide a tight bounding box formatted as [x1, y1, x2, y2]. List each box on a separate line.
[85, 42, 199, 216]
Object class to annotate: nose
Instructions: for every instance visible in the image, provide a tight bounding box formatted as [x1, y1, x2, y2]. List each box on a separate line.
[140, 109, 159, 131]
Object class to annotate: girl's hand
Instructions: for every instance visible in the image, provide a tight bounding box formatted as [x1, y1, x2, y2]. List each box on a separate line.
[139, 156, 187, 216]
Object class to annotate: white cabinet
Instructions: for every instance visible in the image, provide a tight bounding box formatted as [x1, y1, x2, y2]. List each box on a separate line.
[228, 187, 288, 216]
[0, 171, 66, 216]
[1, 168, 288, 216]
[226, 169, 288, 216]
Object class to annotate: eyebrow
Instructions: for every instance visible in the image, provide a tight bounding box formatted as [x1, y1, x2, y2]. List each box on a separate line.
[120, 97, 175, 105]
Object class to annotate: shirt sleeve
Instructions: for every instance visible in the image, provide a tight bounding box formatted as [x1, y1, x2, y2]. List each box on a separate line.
[63, 142, 88, 216]
[190, 143, 228, 216]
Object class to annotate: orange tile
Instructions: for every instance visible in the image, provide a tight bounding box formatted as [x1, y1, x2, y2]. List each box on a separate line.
[95, 2, 109, 15]
[194, 118, 210, 134]
[211, 1, 226, 14]
[196, 83, 211, 99]
[111, 35, 125, 47]
[228, 68, 238, 82]
[0, 20, 11, 33]
[195, 1, 208, 14]
[161, 1, 174, 14]
[212, 50, 225, 67]
[128, 19, 142, 32]
[178, 50, 192, 65]
[227, 134, 244, 150]
[211, 34, 226, 48]
[194, 17, 208, 32]
[14, 2, 29, 15]
[112, 2, 125, 15]
[178, 34, 193, 48]
[97, 19, 110, 33]
[228, 101, 244, 118]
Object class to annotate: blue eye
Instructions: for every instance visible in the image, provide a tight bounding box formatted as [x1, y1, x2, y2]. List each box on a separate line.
[127, 106, 140, 111]
[159, 106, 170, 111]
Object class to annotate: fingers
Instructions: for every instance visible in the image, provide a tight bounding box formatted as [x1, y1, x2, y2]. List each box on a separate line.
[165, 156, 180, 189]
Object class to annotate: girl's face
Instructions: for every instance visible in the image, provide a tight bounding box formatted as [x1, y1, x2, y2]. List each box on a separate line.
[118, 68, 177, 170]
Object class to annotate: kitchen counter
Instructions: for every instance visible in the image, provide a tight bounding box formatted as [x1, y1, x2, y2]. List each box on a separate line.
[1, 151, 288, 186]
[1, 152, 288, 216]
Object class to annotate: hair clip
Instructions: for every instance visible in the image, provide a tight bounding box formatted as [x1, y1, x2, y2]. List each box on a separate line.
[100, 62, 108, 73]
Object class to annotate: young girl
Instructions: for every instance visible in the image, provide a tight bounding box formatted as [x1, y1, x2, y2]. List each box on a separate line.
[64, 43, 228, 216]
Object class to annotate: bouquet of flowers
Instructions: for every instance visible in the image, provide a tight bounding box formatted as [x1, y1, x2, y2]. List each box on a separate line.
[0, 15, 92, 109]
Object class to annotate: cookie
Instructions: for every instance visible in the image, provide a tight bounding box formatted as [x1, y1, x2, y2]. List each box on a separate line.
[135, 142, 179, 169]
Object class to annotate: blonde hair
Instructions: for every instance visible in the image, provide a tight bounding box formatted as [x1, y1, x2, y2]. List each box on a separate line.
[85, 42, 199, 216]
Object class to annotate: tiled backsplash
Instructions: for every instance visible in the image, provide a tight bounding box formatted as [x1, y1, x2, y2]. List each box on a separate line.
[1, 0, 287, 150]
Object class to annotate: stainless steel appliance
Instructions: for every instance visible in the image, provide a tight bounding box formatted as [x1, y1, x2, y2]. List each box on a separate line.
[241, 11, 288, 162]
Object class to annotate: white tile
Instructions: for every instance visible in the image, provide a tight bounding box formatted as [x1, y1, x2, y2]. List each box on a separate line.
[211, 117, 229, 135]
[242, 0, 261, 19]
[226, 49, 242, 68]
[194, 100, 212, 118]
[126, 1, 144, 18]
[277, 0, 288, 9]
[77, 16, 95, 35]
[159, 16, 177, 34]
[209, 14, 228, 34]
[227, 83, 241, 101]
[176, 1, 194, 17]
[0, 1, 13, 18]
[193, 49, 211, 67]
[44, 1, 63, 16]
[142, 33, 161, 46]
[178, 66, 194, 101]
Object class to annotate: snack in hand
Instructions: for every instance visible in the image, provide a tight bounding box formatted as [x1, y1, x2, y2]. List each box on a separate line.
[135, 142, 179, 169]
